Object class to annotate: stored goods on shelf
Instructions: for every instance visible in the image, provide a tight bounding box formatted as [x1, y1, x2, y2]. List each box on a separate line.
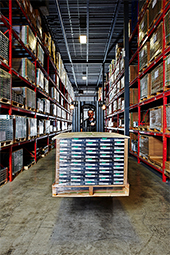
[151, 62, 163, 94]
[21, 25, 36, 54]
[57, 121, 60, 131]
[14, 87, 36, 110]
[130, 132, 138, 153]
[138, 0, 147, 15]
[150, 23, 163, 61]
[109, 104, 112, 114]
[14, 115, 27, 140]
[120, 57, 124, 72]
[118, 98, 124, 111]
[113, 84, 117, 95]
[129, 112, 138, 128]
[0, 167, 8, 186]
[27, 117, 37, 138]
[148, 0, 163, 28]
[119, 118, 124, 127]
[58, 107, 62, 118]
[43, 32, 51, 53]
[43, 98, 50, 114]
[44, 77, 49, 94]
[34, 9, 42, 38]
[113, 100, 118, 112]
[51, 87, 57, 100]
[38, 119, 44, 135]
[165, 9, 170, 46]
[12, 58, 35, 84]
[12, 88, 24, 106]
[140, 73, 151, 100]
[37, 42, 44, 66]
[0, 68, 11, 101]
[62, 122, 67, 131]
[37, 98, 44, 112]
[129, 65, 138, 81]
[62, 110, 66, 120]
[12, 149, 23, 175]
[0, 31, 9, 63]
[165, 55, 170, 87]
[121, 100, 125, 110]
[166, 104, 170, 131]
[51, 103, 57, 116]
[139, 135, 149, 158]
[129, 88, 138, 105]
[120, 76, 124, 90]
[149, 106, 163, 131]
[45, 120, 50, 134]
[37, 68, 44, 89]
[51, 40, 56, 61]
[115, 63, 120, 78]
[52, 132, 129, 197]
[0, 115, 13, 142]
[139, 43, 149, 71]
[115, 42, 123, 60]
[117, 81, 121, 93]
[139, 9, 149, 44]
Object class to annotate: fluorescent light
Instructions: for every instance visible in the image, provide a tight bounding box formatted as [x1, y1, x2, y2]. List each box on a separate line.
[82, 76, 87, 80]
[79, 35, 87, 44]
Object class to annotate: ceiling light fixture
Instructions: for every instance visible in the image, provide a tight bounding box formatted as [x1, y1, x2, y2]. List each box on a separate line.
[82, 76, 87, 80]
[79, 35, 87, 44]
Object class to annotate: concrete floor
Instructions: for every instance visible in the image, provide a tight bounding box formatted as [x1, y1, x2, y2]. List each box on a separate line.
[0, 150, 170, 255]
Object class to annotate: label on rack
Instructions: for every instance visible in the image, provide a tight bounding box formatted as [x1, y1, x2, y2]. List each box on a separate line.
[154, 70, 159, 79]
[152, 0, 157, 9]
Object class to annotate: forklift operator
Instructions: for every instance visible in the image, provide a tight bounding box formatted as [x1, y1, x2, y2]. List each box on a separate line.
[83, 110, 96, 131]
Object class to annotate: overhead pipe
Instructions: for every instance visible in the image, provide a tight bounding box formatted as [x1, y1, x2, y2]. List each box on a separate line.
[55, 0, 78, 88]
[96, 0, 122, 87]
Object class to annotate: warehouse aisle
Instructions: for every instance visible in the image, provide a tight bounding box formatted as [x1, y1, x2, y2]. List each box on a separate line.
[0, 150, 170, 255]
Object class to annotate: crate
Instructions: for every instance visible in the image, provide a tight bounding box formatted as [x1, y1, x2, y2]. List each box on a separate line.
[149, 106, 163, 132]
[165, 9, 170, 46]
[139, 9, 149, 44]
[139, 42, 150, 71]
[0, 115, 13, 143]
[0, 31, 9, 63]
[0, 68, 11, 103]
[12, 149, 23, 175]
[27, 117, 37, 138]
[150, 23, 163, 62]
[12, 58, 35, 84]
[165, 55, 170, 88]
[13, 115, 27, 141]
[37, 42, 44, 66]
[129, 88, 138, 105]
[151, 62, 163, 94]
[140, 73, 151, 100]
[52, 132, 129, 197]
[148, 0, 163, 28]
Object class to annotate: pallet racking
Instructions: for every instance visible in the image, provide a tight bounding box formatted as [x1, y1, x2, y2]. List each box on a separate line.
[105, 0, 170, 182]
[0, 0, 74, 183]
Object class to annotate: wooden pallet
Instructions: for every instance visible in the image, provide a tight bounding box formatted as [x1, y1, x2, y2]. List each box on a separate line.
[149, 157, 163, 168]
[14, 137, 26, 143]
[28, 135, 37, 140]
[149, 50, 162, 63]
[25, 106, 36, 112]
[41, 151, 49, 158]
[0, 97, 11, 104]
[150, 90, 163, 96]
[138, 125, 150, 131]
[25, 76, 35, 85]
[0, 55, 8, 65]
[24, 160, 36, 170]
[26, 44, 36, 55]
[37, 133, 46, 137]
[12, 100, 24, 109]
[52, 183, 130, 197]
[149, 127, 163, 133]
[0, 140, 13, 148]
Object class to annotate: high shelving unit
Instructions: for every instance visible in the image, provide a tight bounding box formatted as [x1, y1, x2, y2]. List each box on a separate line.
[105, 0, 170, 182]
[0, 0, 74, 184]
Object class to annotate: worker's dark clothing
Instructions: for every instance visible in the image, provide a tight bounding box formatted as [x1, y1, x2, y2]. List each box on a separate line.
[83, 118, 96, 131]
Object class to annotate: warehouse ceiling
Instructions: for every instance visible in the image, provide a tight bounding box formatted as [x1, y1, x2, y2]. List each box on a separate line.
[35, 0, 132, 94]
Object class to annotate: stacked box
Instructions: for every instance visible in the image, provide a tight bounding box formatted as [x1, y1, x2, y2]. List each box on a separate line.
[58, 107, 62, 118]
[166, 104, 170, 130]
[129, 112, 138, 128]
[139, 135, 163, 159]
[0, 68, 11, 100]
[38, 119, 44, 135]
[139, 43, 149, 71]
[34, 9, 42, 38]
[51, 40, 56, 61]
[150, 23, 163, 61]
[20, 25, 36, 54]
[43, 99, 50, 114]
[149, 106, 163, 131]
[140, 74, 151, 100]
[149, 0, 163, 28]
[130, 132, 138, 153]
[12, 149, 23, 175]
[12, 58, 35, 83]
[129, 65, 138, 81]
[45, 120, 50, 134]
[139, 135, 149, 158]
[165, 55, 170, 87]
[0, 31, 9, 62]
[0, 115, 13, 142]
[37, 68, 44, 89]
[12, 88, 24, 105]
[165, 9, 170, 46]
[44, 78, 49, 94]
[139, 10, 149, 44]
[37, 42, 44, 66]
[151, 62, 163, 94]
[113, 100, 117, 112]
[37, 98, 44, 112]
[51, 87, 57, 100]
[62, 122, 67, 131]
[27, 117, 37, 137]
[14, 87, 36, 110]
[14, 115, 27, 140]
[121, 100, 125, 110]
[43, 32, 51, 53]
[51, 104, 57, 116]
[129, 88, 138, 105]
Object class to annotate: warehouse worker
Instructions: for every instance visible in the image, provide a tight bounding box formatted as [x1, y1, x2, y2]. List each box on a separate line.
[83, 110, 96, 131]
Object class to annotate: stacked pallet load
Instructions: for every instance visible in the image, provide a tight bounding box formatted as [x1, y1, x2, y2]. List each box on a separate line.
[139, 43, 149, 71]
[149, 106, 163, 132]
[12, 88, 24, 108]
[148, 0, 162, 28]
[150, 23, 163, 62]
[151, 62, 163, 94]
[52, 132, 129, 197]
[37, 98, 44, 113]
[166, 104, 170, 132]
[129, 88, 138, 105]
[129, 65, 138, 81]
[0, 68, 11, 103]
[0, 31, 9, 64]
[37, 68, 44, 89]
[165, 55, 170, 88]
[0, 115, 13, 146]
[165, 9, 170, 46]
[13, 87, 36, 111]
[12, 58, 35, 84]
[12, 149, 23, 175]
[139, 7, 149, 44]
[27, 117, 37, 139]
[37, 119, 44, 136]
[20, 25, 36, 54]
[14, 115, 27, 142]
[37, 42, 44, 66]
[140, 74, 151, 101]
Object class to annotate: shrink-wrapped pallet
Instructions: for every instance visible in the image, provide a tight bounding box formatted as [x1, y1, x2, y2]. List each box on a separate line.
[43, 98, 50, 114]
[0, 115, 13, 142]
[113, 100, 117, 112]
[12, 149, 23, 175]
[139, 10, 149, 44]
[150, 23, 163, 61]
[0, 31, 9, 63]
[51, 104, 57, 116]
[13, 87, 36, 110]
[149, 106, 163, 131]
[166, 104, 170, 130]
[37, 98, 44, 112]
[37, 68, 44, 89]
[37, 42, 44, 66]
[12, 88, 24, 105]
[139, 135, 149, 158]
[148, 0, 162, 28]
[27, 117, 37, 138]
[140, 74, 151, 100]
[12, 58, 35, 83]
[20, 25, 36, 54]
[44, 77, 49, 94]
[38, 119, 44, 135]
[165, 55, 170, 87]
[151, 62, 163, 94]
[165, 9, 170, 46]
[58, 107, 62, 118]
[45, 120, 50, 134]
[139, 43, 149, 71]
[120, 76, 124, 90]
[14, 115, 27, 140]
[0, 68, 11, 101]
[51, 87, 57, 100]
